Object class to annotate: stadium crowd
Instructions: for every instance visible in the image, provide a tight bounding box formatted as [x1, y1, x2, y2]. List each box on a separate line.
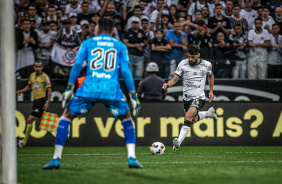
[14, 0, 282, 79]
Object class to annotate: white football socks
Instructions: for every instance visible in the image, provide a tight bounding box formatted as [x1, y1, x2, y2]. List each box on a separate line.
[178, 125, 190, 145]
[53, 145, 64, 159]
[198, 111, 211, 120]
[126, 143, 136, 159]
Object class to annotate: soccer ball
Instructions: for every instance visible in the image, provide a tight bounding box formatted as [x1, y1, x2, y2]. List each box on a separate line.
[149, 142, 165, 155]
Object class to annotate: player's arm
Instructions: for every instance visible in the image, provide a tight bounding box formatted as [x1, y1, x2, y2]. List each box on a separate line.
[44, 87, 52, 111]
[16, 85, 31, 96]
[68, 41, 88, 85]
[208, 72, 214, 103]
[62, 41, 88, 108]
[162, 74, 180, 90]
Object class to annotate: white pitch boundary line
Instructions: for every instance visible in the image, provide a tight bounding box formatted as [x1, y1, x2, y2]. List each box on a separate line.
[18, 160, 282, 166]
[18, 152, 282, 156]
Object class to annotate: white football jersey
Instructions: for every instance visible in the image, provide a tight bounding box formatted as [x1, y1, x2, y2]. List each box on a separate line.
[175, 59, 212, 101]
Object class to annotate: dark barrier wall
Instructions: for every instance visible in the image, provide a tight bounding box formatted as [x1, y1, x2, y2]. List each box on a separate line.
[15, 102, 282, 146]
[16, 79, 282, 102]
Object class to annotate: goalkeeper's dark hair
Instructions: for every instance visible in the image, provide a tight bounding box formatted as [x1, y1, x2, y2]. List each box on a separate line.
[98, 18, 114, 34]
[187, 44, 200, 55]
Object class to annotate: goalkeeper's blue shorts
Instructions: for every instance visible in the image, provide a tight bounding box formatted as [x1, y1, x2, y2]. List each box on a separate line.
[68, 97, 129, 117]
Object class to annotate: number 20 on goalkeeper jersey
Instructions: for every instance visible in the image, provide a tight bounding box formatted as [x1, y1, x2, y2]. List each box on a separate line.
[68, 34, 135, 101]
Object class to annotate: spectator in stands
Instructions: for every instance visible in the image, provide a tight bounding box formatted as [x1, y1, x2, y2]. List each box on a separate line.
[65, 0, 81, 15]
[59, 2, 67, 13]
[100, 3, 124, 40]
[260, 7, 275, 33]
[137, 62, 167, 102]
[165, 21, 188, 78]
[150, 0, 168, 31]
[248, 18, 271, 79]
[49, 20, 59, 32]
[266, 0, 282, 18]
[192, 20, 213, 60]
[51, 19, 81, 78]
[46, 6, 57, 22]
[156, 14, 173, 36]
[208, 3, 231, 40]
[91, 12, 100, 26]
[36, 20, 57, 72]
[16, 19, 39, 79]
[229, 24, 248, 79]
[183, 24, 194, 45]
[79, 20, 90, 41]
[141, 17, 152, 73]
[274, 7, 282, 34]
[77, 2, 92, 24]
[252, 0, 262, 10]
[187, 0, 214, 22]
[168, 4, 179, 25]
[222, 0, 233, 18]
[230, 4, 249, 35]
[85, 0, 101, 14]
[177, 0, 191, 13]
[213, 32, 232, 78]
[127, 5, 149, 29]
[201, 6, 210, 25]
[151, 28, 172, 78]
[27, 4, 42, 29]
[123, 17, 148, 78]
[140, 0, 151, 18]
[240, 0, 258, 31]
[69, 13, 81, 33]
[268, 24, 282, 78]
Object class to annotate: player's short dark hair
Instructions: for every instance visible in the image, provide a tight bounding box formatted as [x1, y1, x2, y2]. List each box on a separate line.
[215, 3, 223, 7]
[262, 7, 269, 11]
[155, 28, 163, 33]
[194, 10, 202, 14]
[233, 24, 241, 28]
[34, 60, 43, 65]
[81, 2, 89, 6]
[187, 44, 200, 55]
[232, 4, 241, 9]
[99, 18, 114, 34]
[254, 17, 262, 23]
[134, 5, 142, 11]
[272, 23, 279, 28]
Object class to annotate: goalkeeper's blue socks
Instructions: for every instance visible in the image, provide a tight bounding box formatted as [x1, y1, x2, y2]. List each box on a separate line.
[122, 118, 136, 144]
[122, 118, 136, 158]
[53, 116, 71, 159]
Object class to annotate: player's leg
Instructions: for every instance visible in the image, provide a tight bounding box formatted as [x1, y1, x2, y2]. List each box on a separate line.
[43, 98, 93, 169]
[18, 115, 36, 147]
[19, 98, 45, 147]
[103, 99, 142, 168]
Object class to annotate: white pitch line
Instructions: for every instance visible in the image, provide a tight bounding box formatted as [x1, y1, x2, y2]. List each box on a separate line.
[18, 160, 282, 166]
[18, 152, 282, 156]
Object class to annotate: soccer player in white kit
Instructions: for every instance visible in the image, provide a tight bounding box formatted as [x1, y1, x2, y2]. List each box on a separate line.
[162, 44, 218, 152]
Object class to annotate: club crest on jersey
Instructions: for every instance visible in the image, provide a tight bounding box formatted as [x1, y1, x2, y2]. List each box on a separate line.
[222, 21, 226, 26]
[137, 33, 142, 38]
[200, 69, 205, 77]
[260, 36, 264, 41]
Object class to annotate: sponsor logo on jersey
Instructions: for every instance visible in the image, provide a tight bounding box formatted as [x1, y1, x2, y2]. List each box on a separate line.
[92, 72, 111, 79]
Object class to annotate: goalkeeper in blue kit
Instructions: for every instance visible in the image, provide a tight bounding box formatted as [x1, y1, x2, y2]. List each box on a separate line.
[43, 18, 142, 169]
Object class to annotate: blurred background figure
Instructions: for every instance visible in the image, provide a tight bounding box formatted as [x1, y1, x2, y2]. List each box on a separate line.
[137, 62, 167, 102]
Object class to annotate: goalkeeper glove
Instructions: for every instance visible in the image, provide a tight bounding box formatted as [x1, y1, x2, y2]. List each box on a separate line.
[62, 85, 74, 109]
[129, 93, 141, 116]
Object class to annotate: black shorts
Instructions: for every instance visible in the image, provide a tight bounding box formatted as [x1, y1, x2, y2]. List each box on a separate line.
[31, 98, 45, 118]
[183, 99, 205, 112]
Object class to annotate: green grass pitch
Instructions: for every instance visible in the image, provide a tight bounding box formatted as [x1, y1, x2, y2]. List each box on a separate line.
[18, 146, 282, 184]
